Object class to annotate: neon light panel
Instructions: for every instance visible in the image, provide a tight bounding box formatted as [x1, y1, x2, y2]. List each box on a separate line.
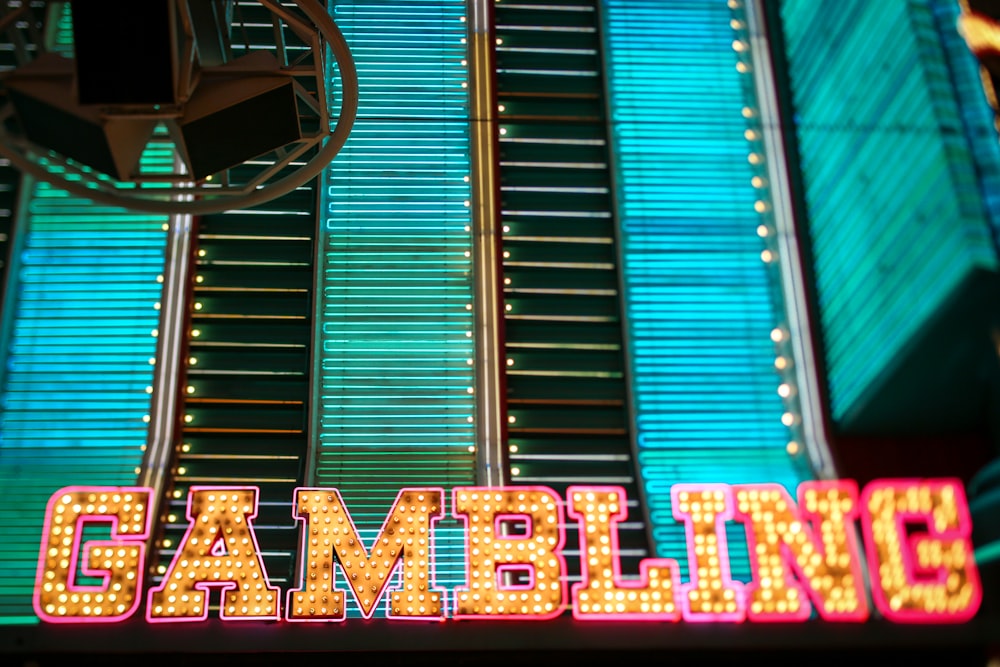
[599, 0, 814, 585]
[316, 0, 476, 617]
[0, 159, 169, 623]
[33, 487, 152, 623]
[286, 487, 446, 621]
[779, 0, 1000, 421]
[860, 479, 982, 623]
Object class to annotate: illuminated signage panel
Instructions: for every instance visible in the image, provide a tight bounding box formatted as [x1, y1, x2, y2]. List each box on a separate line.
[32, 479, 981, 626]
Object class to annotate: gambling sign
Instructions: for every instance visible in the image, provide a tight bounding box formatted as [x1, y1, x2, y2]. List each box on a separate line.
[33, 479, 981, 626]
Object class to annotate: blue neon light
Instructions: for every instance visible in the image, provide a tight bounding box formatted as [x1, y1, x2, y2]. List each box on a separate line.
[0, 180, 168, 621]
[601, 0, 813, 579]
[316, 0, 475, 617]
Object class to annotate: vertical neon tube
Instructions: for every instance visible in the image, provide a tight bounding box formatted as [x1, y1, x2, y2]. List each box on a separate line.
[0, 177, 169, 622]
[315, 0, 476, 617]
[599, 0, 814, 582]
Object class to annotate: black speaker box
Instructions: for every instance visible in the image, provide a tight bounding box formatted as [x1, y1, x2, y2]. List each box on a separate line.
[70, 0, 177, 105]
[6, 54, 156, 179]
[175, 53, 302, 180]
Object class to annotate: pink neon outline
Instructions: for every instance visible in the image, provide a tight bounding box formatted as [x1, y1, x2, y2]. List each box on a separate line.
[451, 486, 568, 621]
[285, 486, 447, 623]
[209, 536, 228, 557]
[670, 483, 745, 623]
[493, 513, 538, 590]
[567, 485, 681, 622]
[495, 564, 536, 591]
[33, 486, 154, 624]
[860, 478, 982, 624]
[495, 514, 530, 537]
[733, 481, 869, 623]
[145, 486, 280, 623]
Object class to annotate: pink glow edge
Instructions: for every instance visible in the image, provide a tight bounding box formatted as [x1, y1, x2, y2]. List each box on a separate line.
[145, 485, 281, 623]
[566, 485, 681, 622]
[451, 486, 568, 621]
[33, 486, 154, 624]
[284, 486, 448, 622]
[670, 483, 746, 623]
[859, 478, 982, 624]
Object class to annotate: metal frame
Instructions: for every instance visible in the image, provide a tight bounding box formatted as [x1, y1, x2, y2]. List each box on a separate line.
[745, 0, 836, 480]
[137, 175, 194, 529]
[468, 0, 506, 488]
[0, 0, 358, 215]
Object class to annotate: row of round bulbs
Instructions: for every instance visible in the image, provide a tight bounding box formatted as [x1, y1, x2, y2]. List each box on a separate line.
[730, 5, 803, 459]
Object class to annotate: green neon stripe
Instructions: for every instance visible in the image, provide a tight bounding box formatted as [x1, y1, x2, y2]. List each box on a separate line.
[0, 5, 170, 623]
[0, 169, 169, 622]
[316, 0, 475, 618]
[780, 0, 998, 421]
[601, 0, 814, 580]
[974, 540, 1000, 565]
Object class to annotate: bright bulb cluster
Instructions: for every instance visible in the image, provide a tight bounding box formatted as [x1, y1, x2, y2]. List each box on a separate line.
[34, 487, 151, 623]
[452, 487, 565, 619]
[671, 485, 744, 622]
[861, 480, 981, 623]
[34, 480, 981, 625]
[734, 482, 868, 621]
[147, 487, 279, 622]
[568, 487, 679, 620]
[286, 488, 445, 621]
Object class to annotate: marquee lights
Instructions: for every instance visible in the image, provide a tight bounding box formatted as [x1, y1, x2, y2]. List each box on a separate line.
[146, 487, 280, 622]
[733, 481, 868, 622]
[860, 480, 981, 623]
[34, 479, 981, 625]
[33, 487, 152, 623]
[286, 488, 446, 621]
[568, 487, 679, 621]
[671, 485, 745, 622]
[452, 488, 566, 619]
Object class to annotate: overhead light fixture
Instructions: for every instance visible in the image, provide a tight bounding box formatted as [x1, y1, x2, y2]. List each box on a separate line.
[0, 0, 358, 214]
